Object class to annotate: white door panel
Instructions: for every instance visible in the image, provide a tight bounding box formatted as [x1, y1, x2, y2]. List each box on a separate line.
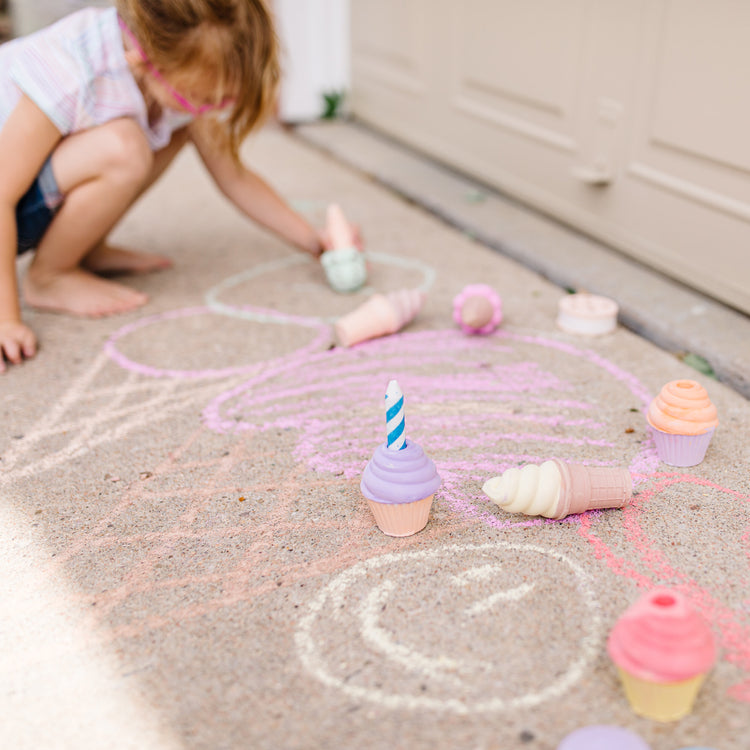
[351, 0, 750, 313]
[352, 0, 430, 95]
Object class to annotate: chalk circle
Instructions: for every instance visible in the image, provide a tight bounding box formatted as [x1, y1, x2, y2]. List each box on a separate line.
[205, 328, 659, 482]
[204, 252, 436, 325]
[296, 541, 603, 714]
[104, 306, 330, 379]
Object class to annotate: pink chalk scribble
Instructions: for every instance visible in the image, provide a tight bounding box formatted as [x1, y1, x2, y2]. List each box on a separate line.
[203, 328, 658, 529]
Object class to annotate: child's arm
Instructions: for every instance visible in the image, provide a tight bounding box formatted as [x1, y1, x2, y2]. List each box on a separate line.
[0, 94, 62, 371]
[189, 125, 325, 258]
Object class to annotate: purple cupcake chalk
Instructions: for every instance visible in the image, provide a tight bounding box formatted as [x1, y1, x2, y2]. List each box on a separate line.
[557, 725, 650, 750]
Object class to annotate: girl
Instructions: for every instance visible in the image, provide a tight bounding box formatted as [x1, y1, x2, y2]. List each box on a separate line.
[0, 0, 330, 373]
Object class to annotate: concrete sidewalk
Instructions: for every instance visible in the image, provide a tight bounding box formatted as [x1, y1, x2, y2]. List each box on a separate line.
[2, 124, 749, 750]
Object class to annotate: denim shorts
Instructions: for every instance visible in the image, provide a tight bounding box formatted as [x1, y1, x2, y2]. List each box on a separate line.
[16, 157, 64, 255]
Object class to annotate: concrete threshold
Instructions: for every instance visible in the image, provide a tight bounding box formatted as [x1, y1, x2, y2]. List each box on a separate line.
[295, 119, 750, 400]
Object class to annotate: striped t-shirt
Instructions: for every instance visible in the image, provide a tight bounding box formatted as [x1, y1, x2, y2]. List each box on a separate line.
[0, 6, 191, 150]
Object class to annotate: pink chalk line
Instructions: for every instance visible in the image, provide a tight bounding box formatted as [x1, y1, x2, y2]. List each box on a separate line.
[104, 305, 331, 379]
[201, 329, 656, 538]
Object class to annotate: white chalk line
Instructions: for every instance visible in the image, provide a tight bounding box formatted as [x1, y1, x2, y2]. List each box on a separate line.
[1, 350, 110, 478]
[360, 581, 464, 684]
[464, 581, 537, 616]
[450, 563, 500, 585]
[204, 252, 437, 325]
[451, 565, 538, 615]
[0, 351, 244, 484]
[295, 542, 603, 714]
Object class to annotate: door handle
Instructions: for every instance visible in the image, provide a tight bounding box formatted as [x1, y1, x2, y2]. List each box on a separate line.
[571, 164, 613, 186]
[572, 97, 623, 187]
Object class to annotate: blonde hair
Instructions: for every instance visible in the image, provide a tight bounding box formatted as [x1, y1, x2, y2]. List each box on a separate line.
[116, 0, 280, 160]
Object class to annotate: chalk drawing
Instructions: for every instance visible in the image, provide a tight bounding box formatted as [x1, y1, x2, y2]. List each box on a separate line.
[295, 542, 603, 713]
[0, 351, 236, 485]
[7, 256, 746, 708]
[463, 581, 537, 616]
[41, 423, 416, 643]
[104, 305, 331, 379]
[204, 252, 436, 325]
[203, 328, 660, 533]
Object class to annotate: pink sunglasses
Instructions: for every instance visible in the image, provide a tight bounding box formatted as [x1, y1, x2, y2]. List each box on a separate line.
[118, 15, 235, 116]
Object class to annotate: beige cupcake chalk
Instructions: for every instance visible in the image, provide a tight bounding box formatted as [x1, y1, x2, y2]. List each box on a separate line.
[557, 293, 618, 335]
[334, 288, 425, 347]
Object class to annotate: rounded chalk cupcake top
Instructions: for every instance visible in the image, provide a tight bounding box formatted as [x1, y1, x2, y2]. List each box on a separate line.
[647, 379, 718, 435]
[361, 440, 442, 504]
[557, 724, 650, 750]
[452, 284, 502, 335]
[607, 588, 716, 682]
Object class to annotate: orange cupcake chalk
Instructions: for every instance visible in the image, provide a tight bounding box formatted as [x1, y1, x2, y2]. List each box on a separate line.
[646, 379, 718, 436]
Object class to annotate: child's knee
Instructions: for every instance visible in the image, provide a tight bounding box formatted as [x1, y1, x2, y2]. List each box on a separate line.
[101, 119, 153, 184]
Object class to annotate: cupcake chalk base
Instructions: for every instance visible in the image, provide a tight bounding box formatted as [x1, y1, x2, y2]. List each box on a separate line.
[557, 293, 618, 336]
[650, 425, 714, 467]
[616, 667, 706, 722]
[366, 495, 433, 537]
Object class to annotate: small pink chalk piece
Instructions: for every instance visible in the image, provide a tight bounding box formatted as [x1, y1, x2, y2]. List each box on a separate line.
[557, 293, 618, 336]
[452, 284, 502, 334]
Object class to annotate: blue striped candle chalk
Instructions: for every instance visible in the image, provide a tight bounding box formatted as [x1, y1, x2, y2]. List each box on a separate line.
[385, 379, 406, 451]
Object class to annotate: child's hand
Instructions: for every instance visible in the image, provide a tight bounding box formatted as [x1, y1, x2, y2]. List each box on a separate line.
[0, 320, 37, 373]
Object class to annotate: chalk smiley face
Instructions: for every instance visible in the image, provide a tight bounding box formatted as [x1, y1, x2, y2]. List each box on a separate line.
[296, 542, 603, 713]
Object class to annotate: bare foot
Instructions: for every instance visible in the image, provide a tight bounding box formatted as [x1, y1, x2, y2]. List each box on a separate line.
[23, 267, 148, 317]
[82, 243, 173, 276]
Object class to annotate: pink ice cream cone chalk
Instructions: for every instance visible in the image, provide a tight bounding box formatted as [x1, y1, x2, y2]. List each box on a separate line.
[452, 284, 502, 334]
[361, 380, 442, 536]
[321, 203, 367, 293]
[608, 588, 717, 722]
[334, 288, 425, 348]
[482, 459, 632, 519]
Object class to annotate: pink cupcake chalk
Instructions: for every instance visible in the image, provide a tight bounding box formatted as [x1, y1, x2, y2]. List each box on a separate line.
[607, 588, 717, 722]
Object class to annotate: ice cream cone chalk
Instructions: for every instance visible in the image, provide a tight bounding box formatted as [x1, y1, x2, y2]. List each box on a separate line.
[482, 459, 632, 519]
[334, 288, 425, 347]
[321, 203, 367, 293]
